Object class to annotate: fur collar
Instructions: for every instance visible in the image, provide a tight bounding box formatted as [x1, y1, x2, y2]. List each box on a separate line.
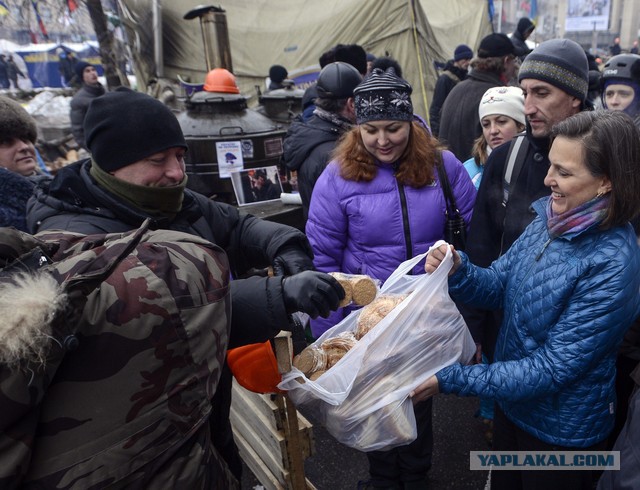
[0, 271, 67, 368]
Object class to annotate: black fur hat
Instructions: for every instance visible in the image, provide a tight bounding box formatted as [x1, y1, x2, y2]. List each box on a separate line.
[0, 96, 38, 144]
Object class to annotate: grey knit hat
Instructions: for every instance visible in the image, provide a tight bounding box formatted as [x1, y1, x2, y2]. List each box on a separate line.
[0, 96, 38, 144]
[353, 68, 413, 124]
[518, 39, 589, 102]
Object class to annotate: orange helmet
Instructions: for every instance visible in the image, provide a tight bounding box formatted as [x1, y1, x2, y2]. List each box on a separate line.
[203, 68, 240, 94]
[227, 340, 283, 394]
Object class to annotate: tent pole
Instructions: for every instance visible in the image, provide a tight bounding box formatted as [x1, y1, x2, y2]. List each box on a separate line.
[152, 0, 163, 77]
[409, 0, 430, 122]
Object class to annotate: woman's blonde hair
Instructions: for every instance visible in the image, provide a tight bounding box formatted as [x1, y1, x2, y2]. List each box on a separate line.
[332, 121, 444, 188]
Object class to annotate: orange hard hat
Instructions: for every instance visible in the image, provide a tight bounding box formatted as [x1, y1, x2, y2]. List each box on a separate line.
[227, 340, 283, 394]
[203, 68, 240, 94]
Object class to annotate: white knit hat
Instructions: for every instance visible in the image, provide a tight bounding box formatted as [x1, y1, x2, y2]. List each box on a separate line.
[478, 86, 526, 126]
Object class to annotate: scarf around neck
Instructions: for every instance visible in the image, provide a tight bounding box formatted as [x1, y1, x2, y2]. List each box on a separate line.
[90, 161, 187, 219]
[313, 107, 354, 131]
[545, 194, 610, 238]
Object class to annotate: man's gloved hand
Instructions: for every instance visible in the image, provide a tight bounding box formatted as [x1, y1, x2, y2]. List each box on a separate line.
[281, 271, 345, 319]
[272, 245, 315, 276]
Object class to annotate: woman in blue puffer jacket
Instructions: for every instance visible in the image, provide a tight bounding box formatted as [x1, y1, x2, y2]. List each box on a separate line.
[306, 67, 476, 490]
[413, 110, 640, 490]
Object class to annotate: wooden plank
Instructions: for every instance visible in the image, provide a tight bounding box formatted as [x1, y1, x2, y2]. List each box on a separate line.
[234, 427, 284, 490]
[231, 382, 314, 459]
[231, 329, 317, 489]
[274, 394, 306, 488]
[233, 381, 286, 430]
[230, 397, 286, 468]
[274, 332, 293, 373]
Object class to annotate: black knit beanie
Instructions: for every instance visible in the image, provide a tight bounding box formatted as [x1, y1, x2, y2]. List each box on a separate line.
[353, 67, 413, 124]
[84, 88, 187, 172]
[478, 33, 515, 58]
[75, 61, 92, 82]
[518, 39, 589, 102]
[0, 96, 37, 144]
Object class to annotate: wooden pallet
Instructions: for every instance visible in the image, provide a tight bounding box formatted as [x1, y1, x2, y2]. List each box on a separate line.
[230, 332, 316, 489]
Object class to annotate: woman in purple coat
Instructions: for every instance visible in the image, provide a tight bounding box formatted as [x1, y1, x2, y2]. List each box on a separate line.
[305, 67, 477, 489]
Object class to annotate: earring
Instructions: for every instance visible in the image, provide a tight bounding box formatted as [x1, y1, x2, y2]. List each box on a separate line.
[596, 190, 605, 198]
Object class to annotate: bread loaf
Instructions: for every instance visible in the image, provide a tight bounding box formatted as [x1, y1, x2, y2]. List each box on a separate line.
[328, 272, 378, 307]
[293, 346, 327, 377]
[350, 275, 378, 305]
[355, 294, 407, 339]
[329, 272, 353, 307]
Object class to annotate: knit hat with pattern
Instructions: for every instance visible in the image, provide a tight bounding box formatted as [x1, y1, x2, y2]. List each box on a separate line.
[353, 68, 413, 124]
[518, 39, 589, 102]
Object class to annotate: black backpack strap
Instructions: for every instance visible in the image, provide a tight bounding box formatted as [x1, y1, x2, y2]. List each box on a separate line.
[501, 133, 529, 208]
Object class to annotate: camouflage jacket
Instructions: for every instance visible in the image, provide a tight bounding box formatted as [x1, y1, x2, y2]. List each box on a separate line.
[0, 223, 238, 489]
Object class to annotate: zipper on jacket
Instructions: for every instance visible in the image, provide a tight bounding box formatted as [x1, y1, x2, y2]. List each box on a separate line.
[396, 180, 413, 263]
[499, 247, 542, 361]
[535, 238, 552, 261]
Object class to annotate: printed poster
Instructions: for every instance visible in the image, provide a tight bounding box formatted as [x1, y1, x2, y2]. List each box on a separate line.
[216, 141, 244, 178]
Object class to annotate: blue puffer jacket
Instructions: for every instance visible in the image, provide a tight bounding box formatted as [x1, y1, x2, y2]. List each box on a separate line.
[437, 197, 640, 447]
[306, 150, 476, 337]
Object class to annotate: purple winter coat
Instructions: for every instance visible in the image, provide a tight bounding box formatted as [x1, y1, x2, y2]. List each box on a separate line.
[306, 150, 477, 337]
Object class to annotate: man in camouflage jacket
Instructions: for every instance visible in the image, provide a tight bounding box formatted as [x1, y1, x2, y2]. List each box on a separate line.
[0, 223, 238, 488]
[25, 88, 345, 484]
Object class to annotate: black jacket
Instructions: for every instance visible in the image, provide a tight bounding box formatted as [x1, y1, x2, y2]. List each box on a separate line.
[459, 129, 551, 352]
[511, 18, 534, 60]
[283, 114, 348, 221]
[428, 61, 468, 137]
[438, 70, 505, 161]
[27, 159, 311, 349]
[69, 83, 106, 149]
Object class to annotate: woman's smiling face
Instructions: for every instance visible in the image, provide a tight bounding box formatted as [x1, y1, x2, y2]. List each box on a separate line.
[359, 120, 411, 164]
[544, 136, 611, 215]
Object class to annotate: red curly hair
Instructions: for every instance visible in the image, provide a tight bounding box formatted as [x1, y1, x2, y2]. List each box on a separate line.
[331, 121, 444, 188]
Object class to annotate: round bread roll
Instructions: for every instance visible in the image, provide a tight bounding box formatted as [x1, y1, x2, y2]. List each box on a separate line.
[350, 275, 378, 306]
[326, 351, 346, 368]
[292, 346, 327, 376]
[321, 331, 357, 353]
[309, 370, 326, 381]
[329, 272, 353, 307]
[355, 294, 406, 339]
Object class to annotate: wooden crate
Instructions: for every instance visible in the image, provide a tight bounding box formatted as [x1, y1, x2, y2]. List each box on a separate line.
[230, 332, 316, 490]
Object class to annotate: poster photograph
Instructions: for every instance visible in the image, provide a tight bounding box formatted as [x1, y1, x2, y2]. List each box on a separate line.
[230, 166, 283, 206]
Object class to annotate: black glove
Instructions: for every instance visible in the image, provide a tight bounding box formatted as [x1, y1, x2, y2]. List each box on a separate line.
[281, 271, 345, 319]
[272, 244, 315, 276]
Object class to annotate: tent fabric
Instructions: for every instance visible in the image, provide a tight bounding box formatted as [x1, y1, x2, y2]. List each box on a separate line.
[119, 0, 491, 120]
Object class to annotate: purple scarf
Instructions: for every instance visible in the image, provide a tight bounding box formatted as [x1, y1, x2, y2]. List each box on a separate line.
[546, 195, 610, 238]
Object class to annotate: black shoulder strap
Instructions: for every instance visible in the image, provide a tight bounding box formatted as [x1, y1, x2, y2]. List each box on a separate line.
[501, 133, 529, 208]
[435, 153, 460, 217]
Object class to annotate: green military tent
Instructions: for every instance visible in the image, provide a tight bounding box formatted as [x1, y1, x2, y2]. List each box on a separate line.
[119, 0, 492, 120]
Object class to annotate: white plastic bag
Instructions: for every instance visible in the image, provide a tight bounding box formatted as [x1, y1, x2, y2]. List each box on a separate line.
[279, 242, 476, 451]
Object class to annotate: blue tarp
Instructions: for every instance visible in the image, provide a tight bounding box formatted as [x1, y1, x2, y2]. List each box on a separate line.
[13, 42, 103, 89]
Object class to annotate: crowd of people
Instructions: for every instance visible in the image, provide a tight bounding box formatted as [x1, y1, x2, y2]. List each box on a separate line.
[1, 16, 640, 490]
